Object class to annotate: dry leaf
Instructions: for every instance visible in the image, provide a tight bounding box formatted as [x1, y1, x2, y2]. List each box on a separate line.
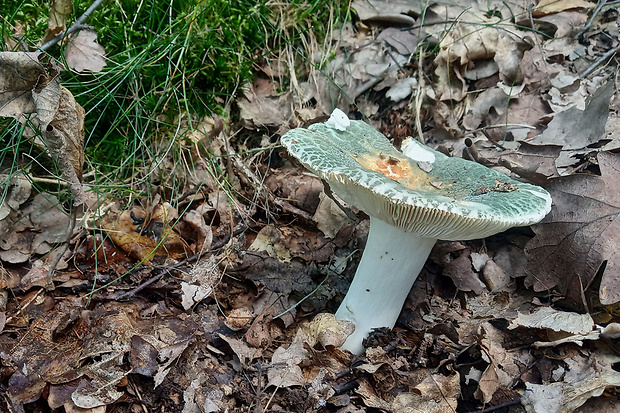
[33, 80, 87, 205]
[0, 52, 86, 202]
[391, 372, 460, 412]
[443, 249, 487, 294]
[44, 0, 72, 43]
[65, 30, 107, 72]
[527, 81, 615, 152]
[267, 340, 307, 388]
[296, 313, 355, 348]
[237, 80, 294, 132]
[1, 193, 70, 264]
[130, 335, 159, 377]
[508, 306, 594, 335]
[533, 0, 595, 17]
[218, 334, 259, 366]
[181, 256, 220, 310]
[497, 143, 562, 185]
[521, 349, 620, 413]
[525, 152, 620, 307]
[0, 52, 43, 120]
[313, 192, 354, 239]
[102, 204, 188, 264]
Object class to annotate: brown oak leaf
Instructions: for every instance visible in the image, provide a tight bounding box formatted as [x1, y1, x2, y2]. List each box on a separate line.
[525, 152, 620, 308]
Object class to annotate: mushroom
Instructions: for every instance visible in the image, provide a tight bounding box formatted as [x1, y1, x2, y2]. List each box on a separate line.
[281, 109, 552, 354]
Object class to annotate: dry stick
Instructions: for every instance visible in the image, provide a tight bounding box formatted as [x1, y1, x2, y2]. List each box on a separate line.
[577, 0, 608, 38]
[39, 0, 106, 51]
[464, 398, 522, 413]
[413, 44, 425, 143]
[580, 43, 620, 78]
[10, 34, 29, 52]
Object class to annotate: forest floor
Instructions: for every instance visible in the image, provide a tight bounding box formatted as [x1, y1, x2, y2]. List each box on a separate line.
[1, 0, 620, 412]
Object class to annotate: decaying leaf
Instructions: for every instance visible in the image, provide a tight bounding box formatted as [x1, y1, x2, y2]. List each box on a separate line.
[102, 203, 188, 264]
[478, 322, 534, 404]
[265, 314, 353, 389]
[525, 152, 620, 307]
[249, 224, 334, 263]
[130, 335, 159, 377]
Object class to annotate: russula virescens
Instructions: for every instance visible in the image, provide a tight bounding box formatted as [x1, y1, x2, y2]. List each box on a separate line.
[281, 109, 552, 354]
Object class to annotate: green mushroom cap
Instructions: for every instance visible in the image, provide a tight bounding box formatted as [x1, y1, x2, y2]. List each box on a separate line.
[281, 114, 551, 240]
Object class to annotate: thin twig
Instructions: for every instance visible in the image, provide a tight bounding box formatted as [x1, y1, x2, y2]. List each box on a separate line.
[39, 0, 106, 51]
[273, 274, 330, 320]
[10, 35, 29, 52]
[114, 272, 166, 301]
[577, 0, 608, 38]
[580, 43, 620, 78]
[413, 44, 426, 143]
[464, 398, 522, 413]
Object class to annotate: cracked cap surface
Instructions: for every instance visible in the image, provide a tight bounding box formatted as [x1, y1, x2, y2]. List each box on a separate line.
[281, 113, 552, 240]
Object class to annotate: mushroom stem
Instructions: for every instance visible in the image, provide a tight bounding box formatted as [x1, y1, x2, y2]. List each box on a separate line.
[335, 217, 437, 354]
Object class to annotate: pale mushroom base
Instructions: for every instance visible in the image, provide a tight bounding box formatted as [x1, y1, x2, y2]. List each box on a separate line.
[335, 217, 437, 354]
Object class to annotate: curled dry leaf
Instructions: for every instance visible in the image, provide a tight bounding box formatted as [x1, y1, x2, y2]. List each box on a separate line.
[434, 12, 530, 102]
[181, 256, 220, 311]
[33, 80, 86, 205]
[533, 0, 595, 17]
[296, 313, 355, 349]
[44, 0, 72, 43]
[0, 52, 86, 205]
